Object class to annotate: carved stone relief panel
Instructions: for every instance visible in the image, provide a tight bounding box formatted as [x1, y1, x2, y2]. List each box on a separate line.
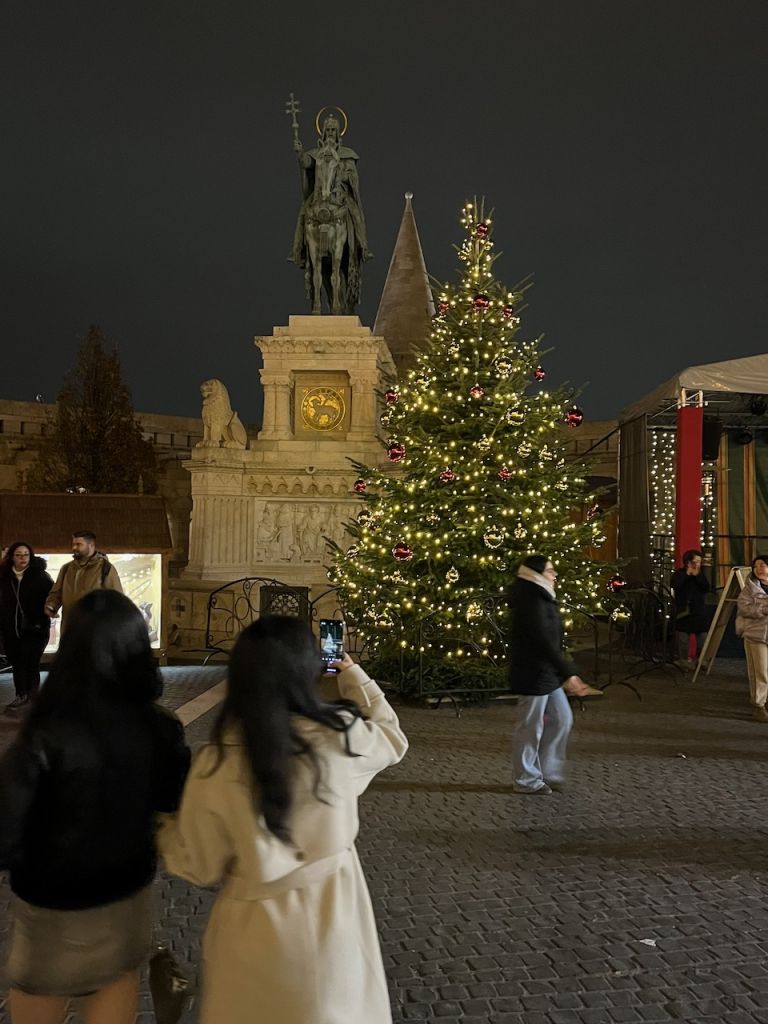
[252, 500, 355, 565]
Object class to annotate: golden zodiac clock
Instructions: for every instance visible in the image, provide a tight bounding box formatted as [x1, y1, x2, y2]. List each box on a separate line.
[300, 386, 346, 431]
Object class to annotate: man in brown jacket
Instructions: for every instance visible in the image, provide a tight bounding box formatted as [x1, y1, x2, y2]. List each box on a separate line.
[44, 531, 122, 625]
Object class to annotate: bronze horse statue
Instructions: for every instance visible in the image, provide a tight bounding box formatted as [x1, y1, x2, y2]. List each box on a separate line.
[288, 106, 370, 316]
[304, 144, 349, 315]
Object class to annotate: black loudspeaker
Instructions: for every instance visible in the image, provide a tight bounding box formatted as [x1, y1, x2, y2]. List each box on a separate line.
[702, 417, 722, 461]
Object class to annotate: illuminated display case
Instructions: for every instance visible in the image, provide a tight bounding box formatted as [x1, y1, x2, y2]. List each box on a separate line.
[42, 553, 164, 652]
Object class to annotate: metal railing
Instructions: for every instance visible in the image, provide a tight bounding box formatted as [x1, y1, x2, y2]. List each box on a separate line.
[197, 577, 368, 665]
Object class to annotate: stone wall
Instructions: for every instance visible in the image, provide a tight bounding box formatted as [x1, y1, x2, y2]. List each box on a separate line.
[0, 398, 207, 570]
[0, 395, 619, 656]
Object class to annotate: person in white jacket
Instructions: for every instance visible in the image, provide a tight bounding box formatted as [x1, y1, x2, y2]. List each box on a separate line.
[158, 615, 408, 1024]
[736, 555, 768, 721]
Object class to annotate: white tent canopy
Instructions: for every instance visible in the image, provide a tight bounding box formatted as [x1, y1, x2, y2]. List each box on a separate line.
[620, 353, 768, 423]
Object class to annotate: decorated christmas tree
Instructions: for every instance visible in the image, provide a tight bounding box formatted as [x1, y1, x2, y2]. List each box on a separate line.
[329, 200, 611, 691]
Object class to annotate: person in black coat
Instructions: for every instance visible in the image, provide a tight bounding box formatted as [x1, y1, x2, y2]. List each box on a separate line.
[0, 589, 190, 1023]
[0, 541, 53, 712]
[507, 554, 588, 794]
[670, 548, 710, 668]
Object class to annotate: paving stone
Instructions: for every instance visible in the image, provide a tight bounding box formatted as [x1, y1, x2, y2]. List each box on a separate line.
[3, 662, 768, 1023]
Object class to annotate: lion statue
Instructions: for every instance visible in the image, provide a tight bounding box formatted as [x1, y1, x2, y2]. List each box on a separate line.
[196, 379, 248, 449]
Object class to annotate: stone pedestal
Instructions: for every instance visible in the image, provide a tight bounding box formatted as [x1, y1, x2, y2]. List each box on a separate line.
[176, 318, 395, 648]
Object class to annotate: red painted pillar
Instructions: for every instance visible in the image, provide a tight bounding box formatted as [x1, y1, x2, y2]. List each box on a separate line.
[674, 405, 703, 566]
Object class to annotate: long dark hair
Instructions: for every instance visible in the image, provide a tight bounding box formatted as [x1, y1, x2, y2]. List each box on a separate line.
[0, 541, 42, 579]
[22, 590, 161, 736]
[209, 616, 365, 844]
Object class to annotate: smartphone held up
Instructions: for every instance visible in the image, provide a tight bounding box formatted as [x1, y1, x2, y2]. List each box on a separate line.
[319, 619, 345, 674]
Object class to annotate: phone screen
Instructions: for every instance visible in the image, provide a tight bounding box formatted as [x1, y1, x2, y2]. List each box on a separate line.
[319, 619, 345, 673]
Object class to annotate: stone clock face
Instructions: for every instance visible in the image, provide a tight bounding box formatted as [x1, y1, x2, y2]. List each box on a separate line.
[300, 386, 346, 431]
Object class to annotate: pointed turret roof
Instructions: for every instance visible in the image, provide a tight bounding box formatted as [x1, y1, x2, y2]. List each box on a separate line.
[374, 193, 434, 378]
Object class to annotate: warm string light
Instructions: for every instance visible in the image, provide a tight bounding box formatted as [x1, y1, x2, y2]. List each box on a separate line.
[648, 428, 717, 583]
[329, 200, 611, 671]
[701, 468, 717, 553]
[649, 430, 676, 537]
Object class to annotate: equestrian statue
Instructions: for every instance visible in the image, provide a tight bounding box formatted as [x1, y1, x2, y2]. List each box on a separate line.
[286, 95, 373, 315]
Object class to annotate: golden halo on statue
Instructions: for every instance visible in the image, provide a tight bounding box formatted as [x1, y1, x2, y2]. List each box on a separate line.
[315, 106, 349, 137]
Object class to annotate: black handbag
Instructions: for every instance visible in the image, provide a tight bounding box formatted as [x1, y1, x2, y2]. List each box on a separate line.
[148, 944, 191, 1024]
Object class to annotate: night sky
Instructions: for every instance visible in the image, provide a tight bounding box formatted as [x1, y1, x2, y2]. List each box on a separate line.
[2, 2, 766, 424]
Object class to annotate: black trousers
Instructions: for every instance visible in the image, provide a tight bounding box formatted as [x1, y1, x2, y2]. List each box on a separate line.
[1, 630, 49, 699]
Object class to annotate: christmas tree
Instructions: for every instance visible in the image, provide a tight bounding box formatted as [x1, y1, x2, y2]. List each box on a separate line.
[329, 200, 610, 691]
[29, 325, 157, 494]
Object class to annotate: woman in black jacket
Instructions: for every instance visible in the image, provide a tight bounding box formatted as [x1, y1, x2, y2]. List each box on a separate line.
[0, 542, 53, 712]
[0, 589, 190, 1024]
[670, 548, 709, 669]
[507, 555, 588, 794]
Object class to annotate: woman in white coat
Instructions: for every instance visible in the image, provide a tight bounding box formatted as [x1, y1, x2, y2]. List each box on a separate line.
[158, 615, 408, 1024]
[736, 554, 768, 721]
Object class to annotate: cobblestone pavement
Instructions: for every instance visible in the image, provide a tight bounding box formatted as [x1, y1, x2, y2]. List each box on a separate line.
[3, 661, 768, 1022]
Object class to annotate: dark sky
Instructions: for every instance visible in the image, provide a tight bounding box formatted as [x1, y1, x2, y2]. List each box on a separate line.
[2, 1, 766, 423]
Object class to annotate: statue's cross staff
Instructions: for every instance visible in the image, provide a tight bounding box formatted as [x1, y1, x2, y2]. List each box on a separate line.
[285, 93, 301, 145]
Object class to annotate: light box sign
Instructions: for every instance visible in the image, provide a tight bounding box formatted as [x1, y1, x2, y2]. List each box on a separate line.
[42, 553, 163, 652]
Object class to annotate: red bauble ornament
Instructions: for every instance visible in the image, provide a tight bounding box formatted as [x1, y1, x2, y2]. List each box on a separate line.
[607, 574, 627, 594]
[353, 478, 367, 494]
[384, 388, 399, 404]
[502, 304, 516, 319]
[476, 223, 490, 238]
[392, 542, 413, 562]
[497, 466, 512, 482]
[565, 406, 584, 428]
[436, 300, 450, 316]
[439, 467, 456, 485]
[533, 366, 546, 382]
[469, 384, 485, 399]
[472, 294, 490, 310]
[387, 441, 406, 463]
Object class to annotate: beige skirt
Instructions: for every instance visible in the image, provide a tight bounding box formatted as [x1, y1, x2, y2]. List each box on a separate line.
[6, 886, 153, 996]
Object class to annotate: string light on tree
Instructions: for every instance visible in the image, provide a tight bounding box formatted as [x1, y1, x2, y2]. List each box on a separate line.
[329, 198, 613, 692]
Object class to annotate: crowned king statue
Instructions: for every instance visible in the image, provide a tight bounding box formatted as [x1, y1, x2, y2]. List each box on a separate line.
[286, 96, 373, 316]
